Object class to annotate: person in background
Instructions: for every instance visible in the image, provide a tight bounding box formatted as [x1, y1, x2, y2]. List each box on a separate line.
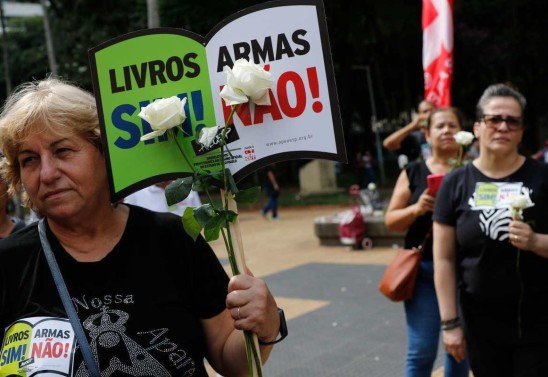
[385, 107, 470, 377]
[0, 78, 284, 376]
[261, 163, 280, 220]
[124, 181, 202, 216]
[354, 151, 364, 184]
[465, 139, 480, 160]
[361, 149, 376, 188]
[434, 83, 548, 376]
[531, 139, 548, 163]
[0, 178, 25, 239]
[384, 100, 436, 166]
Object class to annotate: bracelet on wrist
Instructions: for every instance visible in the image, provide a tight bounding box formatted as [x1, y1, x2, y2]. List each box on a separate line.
[440, 317, 461, 331]
[258, 308, 288, 346]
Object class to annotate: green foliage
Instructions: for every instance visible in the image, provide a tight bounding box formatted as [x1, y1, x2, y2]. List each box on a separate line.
[0, 17, 47, 98]
[194, 203, 216, 227]
[280, 191, 350, 207]
[173, 167, 259, 241]
[165, 177, 193, 206]
[181, 207, 202, 241]
[235, 186, 261, 205]
[160, 0, 263, 34]
[183, 201, 240, 243]
[225, 168, 239, 193]
[200, 209, 235, 242]
[203, 212, 225, 242]
[46, 0, 147, 89]
[3, 0, 548, 161]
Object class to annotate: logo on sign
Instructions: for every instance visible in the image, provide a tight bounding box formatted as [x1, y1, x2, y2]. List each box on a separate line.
[244, 147, 256, 161]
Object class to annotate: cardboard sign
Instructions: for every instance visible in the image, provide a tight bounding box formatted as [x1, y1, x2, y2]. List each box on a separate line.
[89, 0, 345, 202]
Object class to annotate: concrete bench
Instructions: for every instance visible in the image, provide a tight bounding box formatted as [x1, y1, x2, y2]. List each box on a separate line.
[314, 211, 405, 248]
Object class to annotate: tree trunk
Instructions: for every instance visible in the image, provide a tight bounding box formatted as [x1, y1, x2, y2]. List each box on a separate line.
[40, 0, 58, 76]
[147, 0, 160, 28]
[0, 1, 11, 94]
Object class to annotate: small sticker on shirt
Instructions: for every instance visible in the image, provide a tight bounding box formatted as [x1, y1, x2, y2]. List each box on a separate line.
[0, 316, 75, 376]
[471, 182, 523, 210]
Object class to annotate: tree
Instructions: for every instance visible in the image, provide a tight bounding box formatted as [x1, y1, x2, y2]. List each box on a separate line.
[147, 0, 160, 28]
[40, 0, 58, 76]
[1, 0, 548, 162]
[0, 0, 11, 94]
[452, 0, 548, 152]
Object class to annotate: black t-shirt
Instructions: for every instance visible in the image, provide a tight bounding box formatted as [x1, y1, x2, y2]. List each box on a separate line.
[405, 161, 434, 259]
[0, 205, 229, 376]
[261, 165, 277, 194]
[433, 158, 548, 303]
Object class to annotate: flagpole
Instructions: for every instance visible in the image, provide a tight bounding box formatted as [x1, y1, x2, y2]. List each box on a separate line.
[365, 65, 386, 185]
[351, 64, 386, 185]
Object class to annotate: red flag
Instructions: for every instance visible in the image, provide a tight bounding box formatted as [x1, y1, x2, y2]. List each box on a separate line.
[422, 0, 453, 106]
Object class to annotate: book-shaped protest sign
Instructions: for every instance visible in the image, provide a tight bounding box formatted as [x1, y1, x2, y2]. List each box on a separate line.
[89, 0, 345, 203]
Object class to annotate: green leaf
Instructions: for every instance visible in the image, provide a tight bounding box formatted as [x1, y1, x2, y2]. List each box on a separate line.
[193, 171, 223, 192]
[181, 207, 202, 241]
[192, 175, 206, 192]
[208, 171, 226, 189]
[234, 186, 261, 204]
[204, 214, 224, 241]
[225, 168, 239, 193]
[225, 210, 238, 223]
[165, 177, 194, 206]
[194, 204, 215, 227]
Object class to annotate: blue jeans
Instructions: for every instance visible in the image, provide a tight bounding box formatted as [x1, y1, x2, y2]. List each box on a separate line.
[262, 190, 278, 218]
[404, 260, 469, 377]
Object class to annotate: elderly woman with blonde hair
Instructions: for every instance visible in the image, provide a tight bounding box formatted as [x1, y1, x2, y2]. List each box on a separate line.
[0, 78, 284, 376]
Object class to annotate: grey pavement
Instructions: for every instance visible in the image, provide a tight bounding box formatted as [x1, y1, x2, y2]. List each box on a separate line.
[210, 206, 450, 376]
[262, 263, 445, 376]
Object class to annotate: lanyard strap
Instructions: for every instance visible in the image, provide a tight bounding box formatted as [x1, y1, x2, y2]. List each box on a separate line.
[38, 218, 101, 377]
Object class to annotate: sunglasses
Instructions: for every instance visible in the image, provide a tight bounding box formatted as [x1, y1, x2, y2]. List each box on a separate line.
[480, 114, 523, 131]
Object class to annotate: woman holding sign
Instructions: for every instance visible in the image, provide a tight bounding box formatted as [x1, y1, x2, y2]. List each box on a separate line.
[385, 107, 469, 377]
[433, 83, 548, 376]
[0, 78, 284, 376]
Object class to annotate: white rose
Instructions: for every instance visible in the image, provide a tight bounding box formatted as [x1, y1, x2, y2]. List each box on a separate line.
[139, 96, 187, 141]
[198, 126, 219, 148]
[220, 59, 273, 106]
[509, 194, 534, 210]
[453, 131, 475, 146]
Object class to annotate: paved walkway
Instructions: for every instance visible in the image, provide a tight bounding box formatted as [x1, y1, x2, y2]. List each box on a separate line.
[207, 205, 459, 377]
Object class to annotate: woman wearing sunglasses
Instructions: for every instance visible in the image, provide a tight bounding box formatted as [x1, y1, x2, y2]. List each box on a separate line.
[433, 83, 548, 376]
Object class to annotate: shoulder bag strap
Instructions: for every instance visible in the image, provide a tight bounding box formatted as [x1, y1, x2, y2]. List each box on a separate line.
[38, 218, 101, 377]
[417, 226, 433, 251]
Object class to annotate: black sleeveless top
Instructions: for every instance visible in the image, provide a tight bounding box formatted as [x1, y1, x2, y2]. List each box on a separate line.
[404, 161, 433, 260]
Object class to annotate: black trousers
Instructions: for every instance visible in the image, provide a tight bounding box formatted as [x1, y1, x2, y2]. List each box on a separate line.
[461, 292, 548, 377]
